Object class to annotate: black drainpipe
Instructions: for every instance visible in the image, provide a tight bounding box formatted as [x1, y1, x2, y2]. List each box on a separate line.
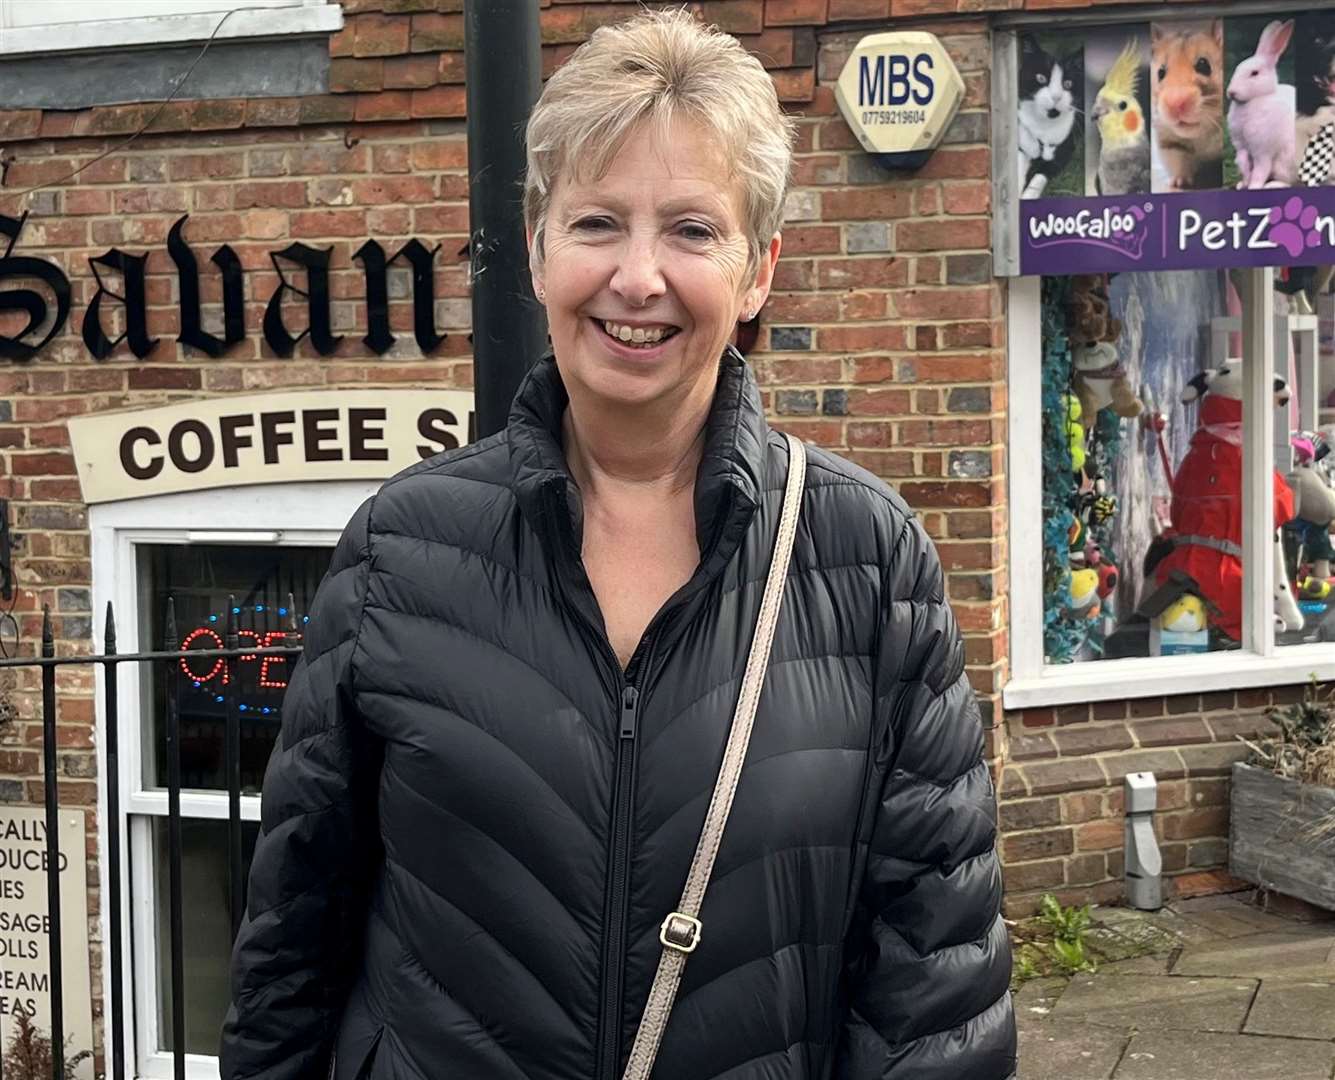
[464, 0, 547, 439]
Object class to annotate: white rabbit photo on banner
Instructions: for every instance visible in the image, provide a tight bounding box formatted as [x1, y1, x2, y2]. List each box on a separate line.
[1224, 16, 1297, 190]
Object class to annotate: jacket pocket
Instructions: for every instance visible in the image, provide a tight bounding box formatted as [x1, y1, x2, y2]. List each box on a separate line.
[354, 1027, 384, 1080]
[334, 1025, 384, 1080]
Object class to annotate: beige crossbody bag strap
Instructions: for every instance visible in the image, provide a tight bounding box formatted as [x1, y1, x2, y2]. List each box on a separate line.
[622, 432, 807, 1080]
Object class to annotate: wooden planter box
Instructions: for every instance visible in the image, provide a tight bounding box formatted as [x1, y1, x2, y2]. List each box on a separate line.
[1230, 762, 1335, 912]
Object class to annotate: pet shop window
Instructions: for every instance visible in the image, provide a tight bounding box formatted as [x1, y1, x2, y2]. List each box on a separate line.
[993, 4, 1335, 708]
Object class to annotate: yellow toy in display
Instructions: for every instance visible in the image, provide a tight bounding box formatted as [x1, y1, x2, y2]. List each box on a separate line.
[1068, 567, 1101, 619]
[1159, 593, 1206, 634]
[1062, 394, 1086, 474]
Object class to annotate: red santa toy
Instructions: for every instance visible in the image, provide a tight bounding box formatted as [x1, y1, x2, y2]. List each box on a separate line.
[1151, 359, 1299, 641]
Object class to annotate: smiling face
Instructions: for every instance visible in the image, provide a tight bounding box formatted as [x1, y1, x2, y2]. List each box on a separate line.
[531, 116, 780, 415]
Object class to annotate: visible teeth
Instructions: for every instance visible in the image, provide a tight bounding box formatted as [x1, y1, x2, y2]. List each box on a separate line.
[603, 320, 671, 345]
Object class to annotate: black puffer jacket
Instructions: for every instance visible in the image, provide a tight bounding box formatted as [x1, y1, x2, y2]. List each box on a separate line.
[221, 349, 1015, 1080]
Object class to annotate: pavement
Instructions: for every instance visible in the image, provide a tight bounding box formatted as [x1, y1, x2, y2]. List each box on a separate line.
[1016, 891, 1335, 1079]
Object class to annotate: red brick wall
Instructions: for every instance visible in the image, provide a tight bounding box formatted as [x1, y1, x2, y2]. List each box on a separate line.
[0, 1, 1297, 1047]
[998, 689, 1295, 915]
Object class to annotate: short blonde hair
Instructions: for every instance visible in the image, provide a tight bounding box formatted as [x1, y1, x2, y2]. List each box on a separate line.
[524, 7, 795, 269]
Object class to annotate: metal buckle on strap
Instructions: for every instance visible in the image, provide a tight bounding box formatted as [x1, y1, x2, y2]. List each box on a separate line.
[659, 912, 702, 954]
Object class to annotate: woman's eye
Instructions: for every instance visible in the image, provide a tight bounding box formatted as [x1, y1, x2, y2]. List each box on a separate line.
[678, 223, 714, 241]
[574, 216, 614, 232]
[1195, 57, 1212, 77]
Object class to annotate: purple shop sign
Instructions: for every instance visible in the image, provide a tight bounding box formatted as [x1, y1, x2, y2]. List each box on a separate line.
[1018, 188, 1335, 276]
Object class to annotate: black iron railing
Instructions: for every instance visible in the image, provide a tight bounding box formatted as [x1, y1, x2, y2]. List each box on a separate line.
[0, 598, 303, 1080]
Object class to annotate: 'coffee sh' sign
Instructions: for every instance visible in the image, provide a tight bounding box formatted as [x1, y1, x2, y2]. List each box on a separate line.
[1008, 11, 1335, 275]
[68, 390, 475, 503]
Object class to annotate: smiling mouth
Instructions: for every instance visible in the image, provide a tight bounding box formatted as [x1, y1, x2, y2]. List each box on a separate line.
[593, 318, 682, 348]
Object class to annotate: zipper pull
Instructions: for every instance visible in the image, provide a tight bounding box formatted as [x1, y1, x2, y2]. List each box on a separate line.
[620, 686, 640, 739]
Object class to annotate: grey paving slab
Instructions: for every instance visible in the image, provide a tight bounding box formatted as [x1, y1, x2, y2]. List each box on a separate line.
[1087, 921, 1181, 961]
[1179, 907, 1294, 939]
[1172, 929, 1335, 977]
[1174, 894, 1254, 914]
[1112, 1031, 1335, 1079]
[1053, 973, 1257, 1033]
[1096, 952, 1174, 975]
[1121, 907, 1229, 947]
[1012, 979, 1067, 1036]
[1244, 978, 1335, 1040]
[1018, 1021, 1128, 1080]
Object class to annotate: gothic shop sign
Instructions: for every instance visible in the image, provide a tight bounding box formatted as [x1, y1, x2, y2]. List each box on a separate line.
[0, 808, 93, 1080]
[0, 211, 449, 361]
[67, 390, 475, 502]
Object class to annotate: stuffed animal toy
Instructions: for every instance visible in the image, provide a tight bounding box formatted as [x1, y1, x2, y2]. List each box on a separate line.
[1287, 434, 1335, 592]
[1151, 359, 1299, 639]
[1066, 274, 1142, 426]
[1068, 567, 1101, 619]
[1062, 394, 1087, 474]
[1160, 592, 1207, 633]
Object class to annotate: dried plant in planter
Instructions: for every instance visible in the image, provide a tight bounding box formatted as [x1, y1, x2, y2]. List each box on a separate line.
[2, 1009, 92, 1080]
[1240, 677, 1335, 788]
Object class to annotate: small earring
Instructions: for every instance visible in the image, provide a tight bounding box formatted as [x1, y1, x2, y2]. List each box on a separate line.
[536, 287, 545, 301]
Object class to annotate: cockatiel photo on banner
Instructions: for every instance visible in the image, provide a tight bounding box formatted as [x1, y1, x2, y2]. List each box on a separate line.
[1094, 40, 1151, 194]
[1091, 37, 1151, 195]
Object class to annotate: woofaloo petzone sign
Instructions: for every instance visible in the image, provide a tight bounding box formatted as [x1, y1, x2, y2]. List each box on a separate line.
[999, 11, 1335, 275]
[1020, 188, 1335, 273]
[834, 32, 964, 170]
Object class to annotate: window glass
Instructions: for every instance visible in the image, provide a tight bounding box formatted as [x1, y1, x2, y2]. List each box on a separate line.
[1278, 267, 1335, 644]
[1040, 270, 1258, 662]
[153, 818, 259, 1055]
[136, 544, 330, 793]
[0, 0, 305, 28]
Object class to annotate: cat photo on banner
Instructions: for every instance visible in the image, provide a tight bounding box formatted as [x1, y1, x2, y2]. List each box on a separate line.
[1085, 31, 1151, 196]
[1150, 19, 1225, 192]
[1018, 33, 1085, 200]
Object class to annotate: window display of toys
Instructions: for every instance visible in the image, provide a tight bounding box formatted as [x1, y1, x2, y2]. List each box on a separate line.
[1148, 359, 1300, 640]
[1139, 571, 1216, 656]
[1286, 432, 1335, 588]
[1067, 274, 1144, 425]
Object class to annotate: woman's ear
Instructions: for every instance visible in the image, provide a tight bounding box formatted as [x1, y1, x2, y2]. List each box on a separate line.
[526, 225, 545, 301]
[745, 232, 783, 319]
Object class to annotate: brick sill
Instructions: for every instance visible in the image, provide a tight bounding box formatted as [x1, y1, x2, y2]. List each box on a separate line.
[1003, 642, 1335, 710]
[0, 3, 342, 59]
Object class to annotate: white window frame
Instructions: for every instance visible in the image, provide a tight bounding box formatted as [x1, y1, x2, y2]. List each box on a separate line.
[0, 0, 340, 59]
[91, 480, 376, 1080]
[1004, 270, 1335, 708]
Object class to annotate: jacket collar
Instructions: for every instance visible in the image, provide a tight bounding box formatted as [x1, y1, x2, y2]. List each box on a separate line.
[507, 346, 769, 578]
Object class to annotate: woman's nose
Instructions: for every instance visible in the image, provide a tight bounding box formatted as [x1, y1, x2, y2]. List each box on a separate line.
[609, 236, 666, 307]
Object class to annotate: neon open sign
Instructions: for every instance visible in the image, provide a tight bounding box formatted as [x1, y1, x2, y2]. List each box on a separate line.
[179, 627, 293, 690]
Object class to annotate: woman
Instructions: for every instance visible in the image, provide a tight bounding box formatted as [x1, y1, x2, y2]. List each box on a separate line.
[222, 11, 1015, 1080]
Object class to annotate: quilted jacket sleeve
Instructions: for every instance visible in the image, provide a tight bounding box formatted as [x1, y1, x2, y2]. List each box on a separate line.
[220, 498, 381, 1080]
[837, 515, 1016, 1079]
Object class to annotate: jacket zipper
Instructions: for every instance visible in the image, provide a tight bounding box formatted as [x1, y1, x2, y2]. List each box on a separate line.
[595, 629, 658, 1080]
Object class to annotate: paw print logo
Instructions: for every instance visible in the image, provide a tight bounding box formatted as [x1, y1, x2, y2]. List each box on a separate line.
[1268, 196, 1323, 258]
